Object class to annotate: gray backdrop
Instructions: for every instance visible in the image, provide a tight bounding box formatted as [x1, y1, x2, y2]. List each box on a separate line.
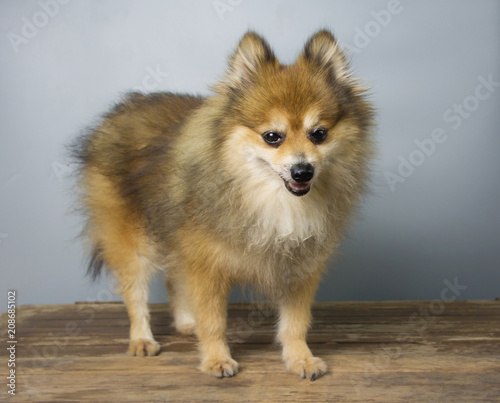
[1, 0, 499, 312]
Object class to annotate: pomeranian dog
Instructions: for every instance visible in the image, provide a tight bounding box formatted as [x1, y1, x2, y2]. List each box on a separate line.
[73, 30, 374, 380]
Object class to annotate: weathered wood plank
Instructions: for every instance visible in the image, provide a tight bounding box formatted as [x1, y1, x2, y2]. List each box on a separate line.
[1, 301, 499, 402]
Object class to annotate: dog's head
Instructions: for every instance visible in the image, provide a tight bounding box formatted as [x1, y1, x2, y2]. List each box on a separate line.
[215, 30, 374, 198]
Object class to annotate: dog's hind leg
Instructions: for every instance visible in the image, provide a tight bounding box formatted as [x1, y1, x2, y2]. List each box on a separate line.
[95, 234, 160, 356]
[166, 273, 197, 336]
[115, 257, 160, 356]
[98, 237, 159, 356]
[84, 170, 160, 356]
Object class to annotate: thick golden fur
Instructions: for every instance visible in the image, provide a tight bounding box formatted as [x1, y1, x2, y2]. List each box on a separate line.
[73, 30, 374, 379]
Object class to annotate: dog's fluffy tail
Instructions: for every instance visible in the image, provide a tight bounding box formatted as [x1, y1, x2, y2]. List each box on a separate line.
[87, 245, 105, 280]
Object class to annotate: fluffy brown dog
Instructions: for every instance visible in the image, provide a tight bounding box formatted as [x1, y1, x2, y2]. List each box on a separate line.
[73, 30, 374, 380]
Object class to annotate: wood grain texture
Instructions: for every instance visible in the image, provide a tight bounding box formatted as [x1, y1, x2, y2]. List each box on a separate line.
[1, 300, 500, 402]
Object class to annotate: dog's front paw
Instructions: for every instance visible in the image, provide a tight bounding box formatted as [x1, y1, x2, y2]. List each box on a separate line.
[287, 356, 327, 381]
[200, 356, 239, 378]
[128, 338, 160, 356]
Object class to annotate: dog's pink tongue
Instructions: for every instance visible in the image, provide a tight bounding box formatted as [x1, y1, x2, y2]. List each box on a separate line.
[290, 182, 309, 191]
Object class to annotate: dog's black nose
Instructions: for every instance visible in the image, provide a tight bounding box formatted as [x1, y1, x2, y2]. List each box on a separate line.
[290, 163, 314, 183]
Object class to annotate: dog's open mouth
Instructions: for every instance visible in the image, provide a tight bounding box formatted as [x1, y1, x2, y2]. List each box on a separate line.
[284, 179, 311, 196]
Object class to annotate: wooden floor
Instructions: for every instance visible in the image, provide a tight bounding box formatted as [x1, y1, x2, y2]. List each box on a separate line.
[1, 300, 500, 402]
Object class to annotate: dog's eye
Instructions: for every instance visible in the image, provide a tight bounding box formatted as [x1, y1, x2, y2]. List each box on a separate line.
[262, 131, 284, 147]
[309, 128, 328, 144]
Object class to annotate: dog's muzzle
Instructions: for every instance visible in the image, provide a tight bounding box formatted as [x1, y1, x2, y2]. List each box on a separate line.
[285, 163, 314, 196]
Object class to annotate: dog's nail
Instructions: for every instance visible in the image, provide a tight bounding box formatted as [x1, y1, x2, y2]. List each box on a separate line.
[310, 373, 317, 382]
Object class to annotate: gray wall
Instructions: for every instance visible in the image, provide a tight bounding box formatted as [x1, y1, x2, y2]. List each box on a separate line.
[1, 0, 499, 312]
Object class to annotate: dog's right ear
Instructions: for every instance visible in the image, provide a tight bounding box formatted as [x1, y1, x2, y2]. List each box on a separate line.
[215, 31, 277, 94]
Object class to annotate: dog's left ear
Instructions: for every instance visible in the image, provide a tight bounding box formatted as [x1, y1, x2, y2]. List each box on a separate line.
[300, 30, 351, 83]
[216, 31, 277, 94]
